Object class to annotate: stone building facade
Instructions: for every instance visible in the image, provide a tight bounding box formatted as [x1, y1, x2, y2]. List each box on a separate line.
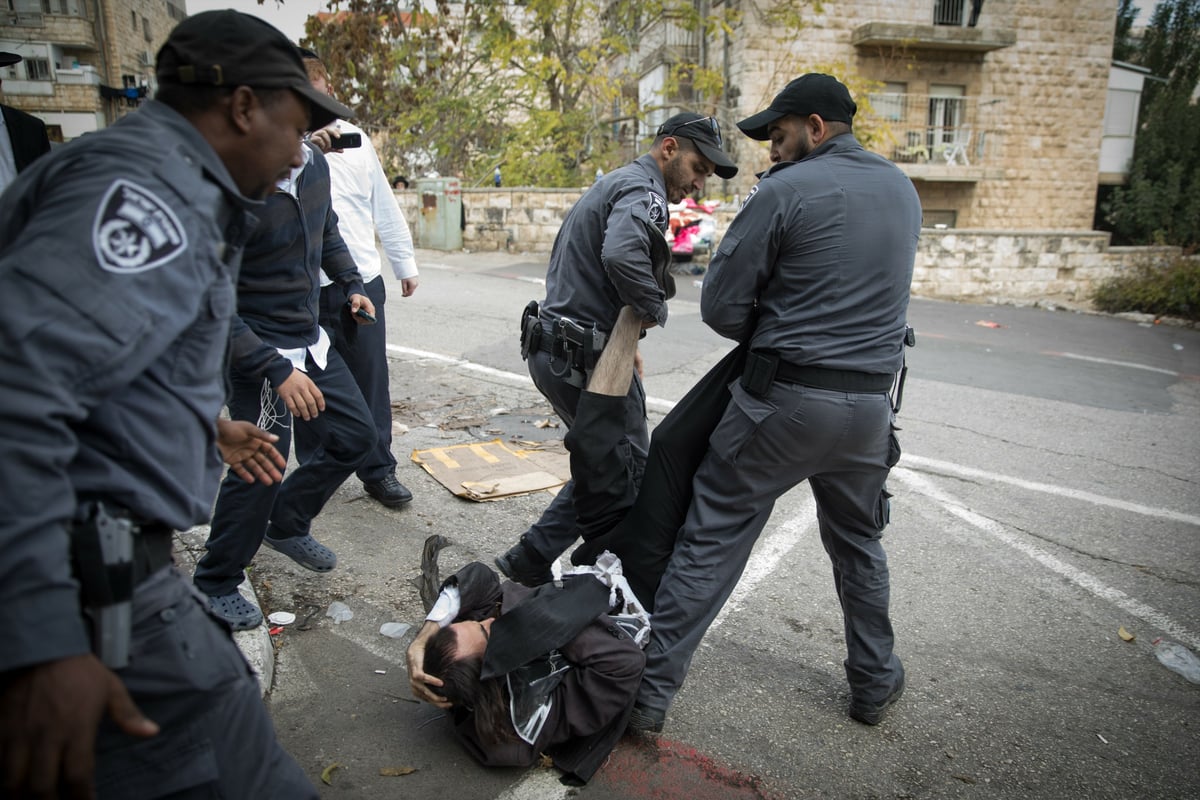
[1, 0, 183, 140]
[641, 0, 1120, 233]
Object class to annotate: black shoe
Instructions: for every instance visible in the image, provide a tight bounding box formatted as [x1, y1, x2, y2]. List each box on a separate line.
[849, 667, 906, 726]
[627, 703, 665, 733]
[494, 536, 553, 586]
[364, 475, 413, 507]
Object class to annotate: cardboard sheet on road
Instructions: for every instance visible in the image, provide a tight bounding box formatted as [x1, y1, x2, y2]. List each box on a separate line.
[410, 439, 570, 501]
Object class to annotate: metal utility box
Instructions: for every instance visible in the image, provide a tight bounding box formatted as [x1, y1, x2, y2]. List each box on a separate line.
[414, 177, 463, 250]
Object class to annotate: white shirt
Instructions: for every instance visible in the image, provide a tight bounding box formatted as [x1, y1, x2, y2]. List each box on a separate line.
[0, 110, 19, 195]
[323, 120, 418, 286]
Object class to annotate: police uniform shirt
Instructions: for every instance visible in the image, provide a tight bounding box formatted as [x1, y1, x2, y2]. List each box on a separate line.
[701, 134, 921, 373]
[0, 100, 255, 672]
[540, 153, 672, 332]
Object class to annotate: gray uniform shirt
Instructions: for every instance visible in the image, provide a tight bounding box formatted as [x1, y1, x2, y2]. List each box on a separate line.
[0, 101, 254, 672]
[701, 134, 921, 373]
[541, 153, 672, 330]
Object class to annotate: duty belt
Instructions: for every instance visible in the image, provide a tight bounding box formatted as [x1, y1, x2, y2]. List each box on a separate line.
[742, 348, 894, 396]
[774, 363, 894, 393]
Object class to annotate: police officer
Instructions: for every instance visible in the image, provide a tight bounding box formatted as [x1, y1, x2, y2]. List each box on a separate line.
[0, 11, 352, 798]
[496, 112, 737, 586]
[630, 74, 921, 732]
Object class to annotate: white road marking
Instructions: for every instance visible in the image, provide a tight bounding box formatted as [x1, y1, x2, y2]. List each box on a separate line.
[496, 769, 572, 800]
[385, 344, 678, 411]
[903, 454, 1200, 527]
[1047, 351, 1179, 376]
[710, 495, 817, 630]
[893, 466, 1200, 651]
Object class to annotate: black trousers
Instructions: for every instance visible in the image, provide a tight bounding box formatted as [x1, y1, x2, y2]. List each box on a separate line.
[195, 348, 374, 596]
[569, 345, 747, 609]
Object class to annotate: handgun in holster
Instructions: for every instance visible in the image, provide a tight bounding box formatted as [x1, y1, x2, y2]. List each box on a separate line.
[741, 349, 780, 398]
[519, 300, 542, 361]
[552, 317, 607, 375]
[70, 502, 134, 669]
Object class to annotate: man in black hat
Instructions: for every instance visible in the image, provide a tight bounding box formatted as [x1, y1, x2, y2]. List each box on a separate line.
[0, 10, 352, 798]
[0, 50, 51, 194]
[493, 111, 737, 588]
[629, 73, 921, 733]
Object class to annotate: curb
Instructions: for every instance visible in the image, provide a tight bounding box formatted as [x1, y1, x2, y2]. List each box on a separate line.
[174, 527, 275, 697]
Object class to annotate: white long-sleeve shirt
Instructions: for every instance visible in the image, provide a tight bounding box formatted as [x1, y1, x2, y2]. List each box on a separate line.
[322, 119, 418, 286]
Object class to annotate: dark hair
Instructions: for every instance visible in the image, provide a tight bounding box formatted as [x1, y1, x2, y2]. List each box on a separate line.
[424, 625, 513, 746]
[155, 84, 291, 117]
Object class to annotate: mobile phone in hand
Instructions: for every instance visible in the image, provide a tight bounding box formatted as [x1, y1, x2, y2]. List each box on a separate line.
[354, 307, 376, 324]
[329, 132, 362, 149]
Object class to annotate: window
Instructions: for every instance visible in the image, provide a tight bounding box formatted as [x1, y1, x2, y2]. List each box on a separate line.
[1104, 89, 1139, 137]
[933, 0, 966, 26]
[927, 83, 965, 150]
[142, 15, 151, 42]
[872, 81, 908, 122]
[131, 10, 137, 29]
[922, 209, 957, 229]
[24, 57, 51, 80]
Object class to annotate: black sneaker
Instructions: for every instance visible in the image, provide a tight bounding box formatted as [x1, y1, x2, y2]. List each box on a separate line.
[627, 703, 665, 733]
[849, 667, 906, 726]
[363, 475, 413, 507]
[494, 536, 553, 586]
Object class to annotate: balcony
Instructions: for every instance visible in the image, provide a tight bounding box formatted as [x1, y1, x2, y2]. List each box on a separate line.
[852, 0, 1015, 54]
[865, 92, 1005, 183]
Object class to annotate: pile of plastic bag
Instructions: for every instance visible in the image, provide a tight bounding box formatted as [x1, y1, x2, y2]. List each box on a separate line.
[668, 197, 721, 261]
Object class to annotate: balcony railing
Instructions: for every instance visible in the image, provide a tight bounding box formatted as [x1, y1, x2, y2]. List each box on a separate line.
[934, 0, 982, 27]
[864, 92, 1001, 172]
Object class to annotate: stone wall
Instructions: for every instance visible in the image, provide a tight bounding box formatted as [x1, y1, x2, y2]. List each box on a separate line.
[396, 187, 1174, 305]
[696, 0, 1119, 232]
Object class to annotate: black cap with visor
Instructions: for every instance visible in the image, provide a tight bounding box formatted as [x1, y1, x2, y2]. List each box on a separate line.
[155, 10, 352, 131]
[656, 112, 738, 179]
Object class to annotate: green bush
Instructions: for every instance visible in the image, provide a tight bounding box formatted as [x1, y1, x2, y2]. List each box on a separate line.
[1091, 256, 1200, 321]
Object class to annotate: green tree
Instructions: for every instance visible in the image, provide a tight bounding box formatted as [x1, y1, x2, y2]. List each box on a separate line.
[303, 1, 512, 181]
[1107, 0, 1200, 249]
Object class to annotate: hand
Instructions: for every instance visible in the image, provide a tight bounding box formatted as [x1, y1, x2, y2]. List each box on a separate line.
[276, 368, 325, 421]
[216, 419, 286, 485]
[0, 654, 158, 800]
[406, 621, 451, 709]
[348, 293, 376, 325]
[400, 277, 419, 298]
[634, 349, 645, 380]
[307, 124, 338, 154]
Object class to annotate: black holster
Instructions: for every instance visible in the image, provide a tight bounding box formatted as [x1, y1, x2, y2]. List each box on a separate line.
[519, 300, 542, 360]
[740, 349, 779, 398]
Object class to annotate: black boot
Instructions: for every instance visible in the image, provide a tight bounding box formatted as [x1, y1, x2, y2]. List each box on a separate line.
[494, 535, 553, 586]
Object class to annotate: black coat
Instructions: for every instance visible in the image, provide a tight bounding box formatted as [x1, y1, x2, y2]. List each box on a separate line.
[441, 562, 645, 784]
[1, 104, 51, 173]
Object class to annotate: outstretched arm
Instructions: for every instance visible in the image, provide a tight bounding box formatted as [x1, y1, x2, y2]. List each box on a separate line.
[587, 306, 647, 397]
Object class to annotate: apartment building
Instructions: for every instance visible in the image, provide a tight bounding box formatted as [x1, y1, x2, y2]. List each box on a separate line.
[638, 0, 1131, 232]
[1, 0, 184, 141]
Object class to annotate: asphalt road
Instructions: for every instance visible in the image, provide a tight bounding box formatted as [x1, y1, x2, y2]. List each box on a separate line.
[249, 248, 1200, 800]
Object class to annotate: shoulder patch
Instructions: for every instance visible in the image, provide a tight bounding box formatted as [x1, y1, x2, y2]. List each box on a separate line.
[92, 179, 188, 273]
[742, 184, 760, 207]
[646, 190, 668, 228]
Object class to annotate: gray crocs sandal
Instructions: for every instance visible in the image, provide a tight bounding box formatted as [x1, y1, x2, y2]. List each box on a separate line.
[207, 591, 263, 631]
[263, 532, 337, 572]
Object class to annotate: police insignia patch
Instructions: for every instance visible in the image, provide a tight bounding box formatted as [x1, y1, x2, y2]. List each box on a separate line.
[647, 191, 668, 227]
[92, 179, 187, 273]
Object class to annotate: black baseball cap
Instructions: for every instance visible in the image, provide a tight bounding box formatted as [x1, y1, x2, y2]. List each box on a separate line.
[0, 51, 22, 67]
[656, 112, 738, 179]
[737, 73, 857, 141]
[156, 10, 352, 130]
